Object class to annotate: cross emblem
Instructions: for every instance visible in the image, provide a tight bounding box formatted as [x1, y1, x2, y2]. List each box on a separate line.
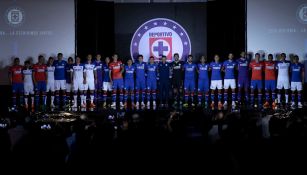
[153, 41, 168, 56]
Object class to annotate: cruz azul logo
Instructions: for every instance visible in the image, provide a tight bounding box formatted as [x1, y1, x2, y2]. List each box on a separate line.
[297, 4, 307, 24]
[5, 7, 25, 27]
[130, 18, 191, 62]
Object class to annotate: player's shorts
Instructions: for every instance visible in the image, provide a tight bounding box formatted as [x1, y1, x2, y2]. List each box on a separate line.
[147, 78, 157, 90]
[172, 78, 183, 89]
[46, 81, 55, 92]
[250, 80, 263, 90]
[24, 83, 34, 95]
[265, 80, 276, 91]
[12, 83, 24, 93]
[84, 79, 95, 91]
[277, 79, 290, 90]
[124, 79, 134, 91]
[291, 81, 302, 91]
[184, 79, 195, 92]
[135, 79, 146, 90]
[238, 78, 249, 89]
[96, 80, 103, 90]
[55, 80, 66, 91]
[103, 82, 112, 91]
[224, 79, 236, 89]
[73, 79, 84, 91]
[66, 83, 72, 92]
[210, 80, 223, 90]
[112, 79, 124, 90]
[35, 81, 46, 92]
[198, 79, 209, 92]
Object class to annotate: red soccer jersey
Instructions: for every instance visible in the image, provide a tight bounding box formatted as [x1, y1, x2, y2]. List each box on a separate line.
[9, 65, 23, 83]
[249, 61, 263, 80]
[33, 64, 47, 81]
[264, 61, 276, 80]
[109, 61, 123, 79]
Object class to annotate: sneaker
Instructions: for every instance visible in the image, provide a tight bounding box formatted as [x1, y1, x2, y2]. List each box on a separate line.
[218, 101, 223, 110]
[141, 102, 145, 107]
[210, 102, 215, 110]
[263, 101, 270, 109]
[24, 104, 29, 110]
[81, 103, 87, 108]
[124, 102, 128, 109]
[103, 102, 107, 108]
[136, 102, 140, 107]
[147, 101, 150, 107]
[50, 103, 55, 108]
[298, 102, 303, 108]
[272, 102, 277, 110]
[291, 102, 296, 109]
[223, 102, 228, 108]
[183, 103, 188, 108]
[198, 102, 202, 107]
[111, 102, 116, 108]
[90, 103, 96, 108]
[120, 102, 124, 107]
[231, 101, 236, 107]
[191, 103, 195, 107]
[153, 101, 156, 106]
[131, 103, 136, 109]
[72, 103, 77, 108]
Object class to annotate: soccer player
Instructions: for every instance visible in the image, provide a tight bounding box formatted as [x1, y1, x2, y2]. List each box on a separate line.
[146, 56, 158, 108]
[222, 53, 237, 108]
[23, 61, 34, 110]
[171, 53, 184, 106]
[209, 54, 223, 110]
[33, 55, 47, 110]
[71, 56, 85, 108]
[53, 53, 67, 107]
[83, 54, 96, 108]
[197, 55, 209, 107]
[65, 57, 74, 106]
[124, 58, 135, 108]
[237, 52, 250, 105]
[94, 54, 103, 104]
[109, 54, 124, 108]
[9, 57, 24, 109]
[263, 54, 277, 109]
[290, 55, 304, 108]
[276, 53, 291, 106]
[158, 55, 172, 108]
[135, 55, 146, 108]
[102, 57, 112, 108]
[183, 55, 197, 107]
[249, 53, 264, 108]
[46, 57, 56, 108]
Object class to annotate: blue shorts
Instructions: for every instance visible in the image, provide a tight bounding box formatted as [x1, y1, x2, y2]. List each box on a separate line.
[147, 78, 157, 90]
[238, 78, 249, 89]
[35, 81, 47, 92]
[251, 80, 263, 90]
[96, 80, 103, 90]
[124, 79, 134, 91]
[112, 79, 124, 90]
[12, 83, 24, 93]
[198, 79, 209, 92]
[184, 79, 195, 92]
[265, 80, 276, 91]
[136, 79, 146, 90]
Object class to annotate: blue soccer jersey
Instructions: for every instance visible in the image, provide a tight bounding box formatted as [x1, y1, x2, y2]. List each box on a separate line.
[223, 60, 237, 79]
[147, 63, 157, 80]
[135, 62, 146, 80]
[65, 64, 72, 84]
[291, 63, 304, 82]
[198, 63, 209, 80]
[95, 60, 103, 82]
[184, 63, 196, 79]
[209, 62, 222, 80]
[53, 60, 67, 80]
[102, 64, 110, 82]
[124, 65, 135, 80]
[237, 58, 249, 81]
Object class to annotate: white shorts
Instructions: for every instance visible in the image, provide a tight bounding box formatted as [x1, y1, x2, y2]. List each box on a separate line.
[210, 80, 223, 90]
[55, 80, 66, 91]
[84, 79, 95, 91]
[224, 79, 236, 89]
[73, 79, 84, 91]
[46, 81, 55, 92]
[66, 83, 72, 92]
[291, 82, 302, 91]
[103, 82, 112, 91]
[24, 83, 34, 95]
[277, 79, 290, 90]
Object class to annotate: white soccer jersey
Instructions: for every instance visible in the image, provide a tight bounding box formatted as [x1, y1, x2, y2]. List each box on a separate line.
[46, 66, 55, 81]
[276, 61, 290, 80]
[72, 64, 84, 81]
[84, 63, 96, 80]
[23, 69, 33, 84]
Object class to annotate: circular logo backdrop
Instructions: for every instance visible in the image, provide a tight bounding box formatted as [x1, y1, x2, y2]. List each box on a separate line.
[130, 18, 191, 62]
[5, 7, 25, 27]
[297, 4, 307, 24]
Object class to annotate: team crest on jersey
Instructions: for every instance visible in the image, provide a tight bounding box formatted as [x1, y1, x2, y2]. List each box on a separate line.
[297, 4, 307, 24]
[131, 18, 191, 62]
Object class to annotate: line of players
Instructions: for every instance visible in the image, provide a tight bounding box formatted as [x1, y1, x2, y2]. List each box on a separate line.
[8, 51, 304, 111]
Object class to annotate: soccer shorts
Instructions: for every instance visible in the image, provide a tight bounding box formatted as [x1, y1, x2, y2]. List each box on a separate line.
[147, 78, 157, 90]
[124, 79, 134, 91]
[224, 79, 236, 89]
[184, 79, 195, 92]
[210, 80, 223, 90]
[112, 79, 124, 90]
[277, 79, 290, 90]
[73, 79, 84, 91]
[84, 79, 95, 91]
[250, 80, 263, 90]
[66, 83, 72, 92]
[238, 78, 249, 89]
[46, 81, 55, 92]
[24, 83, 34, 95]
[265, 80, 276, 91]
[103, 82, 112, 91]
[35, 81, 46, 92]
[291, 82, 302, 91]
[55, 80, 66, 91]
[135, 79, 146, 90]
[12, 83, 24, 93]
[198, 79, 209, 92]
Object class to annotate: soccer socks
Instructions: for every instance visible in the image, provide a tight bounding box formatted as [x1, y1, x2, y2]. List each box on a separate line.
[277, 94, 281, 103]
[103, 90, 107, 102]
[198, 92, 203, 103]
[258, 93, 262, 105]
[265, 91, 270, 101]
[292, 92, 295, 103]
[112, 90, 117, 102]
[232, 92, 236, 102]
[298, 92, 302, 103]
[224, 92, 228, 103]
[24, 95, 28, 105]
[90, 95, 94, 103]
[285, 94, 289, 103]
